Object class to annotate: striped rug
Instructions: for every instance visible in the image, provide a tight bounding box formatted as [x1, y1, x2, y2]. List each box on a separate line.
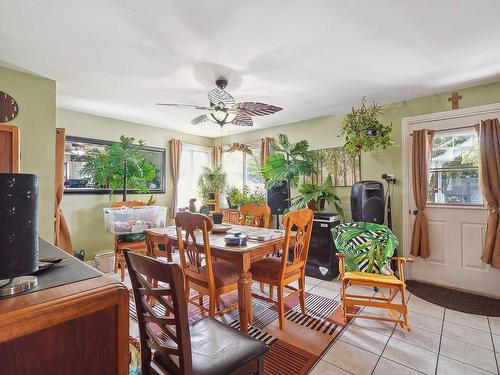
[128, 283, 349, 375]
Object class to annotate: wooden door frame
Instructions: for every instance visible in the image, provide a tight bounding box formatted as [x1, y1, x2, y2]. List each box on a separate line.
[401, 102, 500, 279]
[0, 123, 20, 172]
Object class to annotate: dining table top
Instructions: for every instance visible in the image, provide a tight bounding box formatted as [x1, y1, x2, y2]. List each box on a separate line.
[148, 224, 287, 253]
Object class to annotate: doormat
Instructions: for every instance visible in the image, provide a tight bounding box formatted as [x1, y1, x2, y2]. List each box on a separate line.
[129, 284, 353, 375]
[406, 280, 500, 316]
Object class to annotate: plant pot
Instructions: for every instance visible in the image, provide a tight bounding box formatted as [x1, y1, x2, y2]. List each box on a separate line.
[307, 198, 325, 211]
[212, 212, 223, 224]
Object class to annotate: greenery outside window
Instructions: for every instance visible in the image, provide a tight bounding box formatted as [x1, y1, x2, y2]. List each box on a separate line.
[64, 136, 165, 195]
[428, 128, 483, 206]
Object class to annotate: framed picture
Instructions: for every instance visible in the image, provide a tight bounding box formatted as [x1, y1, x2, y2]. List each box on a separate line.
[304, 146, 361, 187]
[63, 136, 166, 194]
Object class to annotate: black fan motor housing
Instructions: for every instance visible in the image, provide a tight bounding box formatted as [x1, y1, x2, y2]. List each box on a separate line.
[351, 180, 384, 224]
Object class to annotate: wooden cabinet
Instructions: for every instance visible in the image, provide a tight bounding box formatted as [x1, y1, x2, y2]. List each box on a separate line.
[221, 208, 241, 224]
[0, 242, 129, 375]
[0, 124, 19, 173]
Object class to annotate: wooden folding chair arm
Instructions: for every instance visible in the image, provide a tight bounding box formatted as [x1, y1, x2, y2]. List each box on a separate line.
[391, 257, 413, 282]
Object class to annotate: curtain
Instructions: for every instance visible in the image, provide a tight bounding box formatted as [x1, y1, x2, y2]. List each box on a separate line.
[169, 139, 182, 219]
[260, 137, 273, 166]
[212, 145, 222, 166]
[476, 119, 500, 268]
[410, 129, 434, 258]
[54, 128, 73, 253]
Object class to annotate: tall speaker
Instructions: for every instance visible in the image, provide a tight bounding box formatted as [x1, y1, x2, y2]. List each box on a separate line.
[351, 180, 384, 224]
[267, 182, 289, 215]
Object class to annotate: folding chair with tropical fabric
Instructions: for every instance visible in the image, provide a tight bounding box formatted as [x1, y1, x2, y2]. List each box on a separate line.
[332, 222, 414, 331]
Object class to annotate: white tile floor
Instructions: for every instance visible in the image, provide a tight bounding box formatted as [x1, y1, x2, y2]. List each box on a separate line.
[107, 264, 499, 375]
[307, 276, 500, 375]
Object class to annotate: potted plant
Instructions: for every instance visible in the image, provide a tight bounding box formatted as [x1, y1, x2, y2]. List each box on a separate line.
[261, 134, 316, 199]
[225, 185, 267, 208]
[197, 164, 227, 202]
[340, 98, 396, 156]
[290, 176, 344, 217]
[81, 136, 158, 201]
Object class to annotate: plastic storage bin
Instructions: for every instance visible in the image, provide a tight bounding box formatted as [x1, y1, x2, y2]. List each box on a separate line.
[103, 205, 167, 234]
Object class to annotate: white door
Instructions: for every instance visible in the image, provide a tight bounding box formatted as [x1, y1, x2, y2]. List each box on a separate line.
[402, 103, 500, 298]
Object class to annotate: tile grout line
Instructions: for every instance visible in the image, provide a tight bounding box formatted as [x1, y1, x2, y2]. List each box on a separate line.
[488, 317, 500, 374]
[434, 307, 446, 375]
[369, 291, 408, 374]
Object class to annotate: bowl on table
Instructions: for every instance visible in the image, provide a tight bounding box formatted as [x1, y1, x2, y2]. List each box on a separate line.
[211, 224, 233, 234]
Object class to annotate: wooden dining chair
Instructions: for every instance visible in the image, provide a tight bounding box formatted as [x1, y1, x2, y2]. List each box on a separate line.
[123, 250, 268, 375]
[239, 204, 271, 228]
[239, 204, 273, 293]
[144, 230, 173, 262]
[250, 208, 314, 330]
[112, 200, 148, 281]
[175, 211, 240, 317]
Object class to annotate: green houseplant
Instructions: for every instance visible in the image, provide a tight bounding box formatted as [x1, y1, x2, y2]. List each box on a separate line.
[197, 164, 227, 202]
[81, 136, 158, 201]
[261, 134, 316, 189]
[225, 185, 266, 208]
[340, 98, 396, 156]
[332, 222, 398, 273]
[290, 176, 344, 217]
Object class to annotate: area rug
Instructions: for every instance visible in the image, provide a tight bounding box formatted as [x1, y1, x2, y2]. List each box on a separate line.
[129, 284, 350, 375]
[406, 280, 500, 316]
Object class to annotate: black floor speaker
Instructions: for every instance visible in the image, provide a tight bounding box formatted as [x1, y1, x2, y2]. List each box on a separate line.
[267, 182, 289, 215]
[351, 180, 384, 224]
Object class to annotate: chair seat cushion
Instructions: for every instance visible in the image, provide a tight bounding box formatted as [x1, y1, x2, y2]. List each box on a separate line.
[154, 317, 268, 375]
[199, 262, 239, 288]
[250, 257, 299, 280]
[345, 271, 403, 285]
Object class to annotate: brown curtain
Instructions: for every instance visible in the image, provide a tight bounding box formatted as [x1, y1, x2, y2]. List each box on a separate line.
[212, 145, 222, 166]
[410, 129, 434, 258]
[260, 137, 273, 166]
[54, 128, 73, 253]
[476, 119, 500, 268]
[169, 139, 182, 219]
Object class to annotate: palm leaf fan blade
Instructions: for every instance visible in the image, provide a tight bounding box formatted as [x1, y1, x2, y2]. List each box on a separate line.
[233, 102, 283, 116]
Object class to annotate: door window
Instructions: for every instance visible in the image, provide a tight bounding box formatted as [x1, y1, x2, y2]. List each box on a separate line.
[428, 128, 482, 205]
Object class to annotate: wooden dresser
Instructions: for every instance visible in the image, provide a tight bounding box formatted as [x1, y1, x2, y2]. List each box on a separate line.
[0, 240, 129, 375]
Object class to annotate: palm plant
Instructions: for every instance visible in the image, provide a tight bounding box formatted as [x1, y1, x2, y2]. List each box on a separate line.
[332, 222, 398, 273]
[290, 182, 344, 217]
[81, 136, 157, 201]
[197, 164, 227, 201]
[261, 134, 316, 189]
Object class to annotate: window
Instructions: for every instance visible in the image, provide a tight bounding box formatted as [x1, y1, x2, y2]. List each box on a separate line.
[427, 128, 482, 205]
[222, 145, 265, 191]
[64, 136, 165, 194]
[177, 144, 211, 209]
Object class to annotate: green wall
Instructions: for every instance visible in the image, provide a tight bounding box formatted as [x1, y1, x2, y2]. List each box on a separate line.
[57, 108, 212, 259]
[219, 80, 500, 247]
[0, 66, 56, 241]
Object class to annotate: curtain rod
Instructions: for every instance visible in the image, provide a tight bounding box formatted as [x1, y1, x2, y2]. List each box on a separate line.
[409, 124, 477, 136]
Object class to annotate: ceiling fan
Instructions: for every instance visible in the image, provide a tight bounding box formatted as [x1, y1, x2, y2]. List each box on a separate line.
[157, 78, 283, 127]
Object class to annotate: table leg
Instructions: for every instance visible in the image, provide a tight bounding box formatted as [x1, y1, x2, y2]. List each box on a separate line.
[238, 269, 252, 333]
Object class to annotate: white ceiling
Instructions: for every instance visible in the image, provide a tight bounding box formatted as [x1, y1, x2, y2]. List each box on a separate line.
[1, 0, 500, 138]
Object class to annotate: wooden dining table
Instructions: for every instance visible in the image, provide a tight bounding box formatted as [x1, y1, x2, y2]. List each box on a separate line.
[148, 225, 288, 333]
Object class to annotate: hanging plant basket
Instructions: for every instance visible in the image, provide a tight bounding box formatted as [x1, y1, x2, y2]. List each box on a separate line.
[340, 98, 397, 156]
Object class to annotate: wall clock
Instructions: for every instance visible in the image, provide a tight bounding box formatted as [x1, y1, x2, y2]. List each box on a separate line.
[0, 91, 19, 122]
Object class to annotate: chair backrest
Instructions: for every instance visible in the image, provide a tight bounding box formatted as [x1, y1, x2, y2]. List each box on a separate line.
[239, 204, 272, 228]
[145, 230, 171, 258]
[111, 200, 145, 208]
[279, 208, 314, 278]
[123, 250, 192, 375]
[174, 212, 215, 290]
